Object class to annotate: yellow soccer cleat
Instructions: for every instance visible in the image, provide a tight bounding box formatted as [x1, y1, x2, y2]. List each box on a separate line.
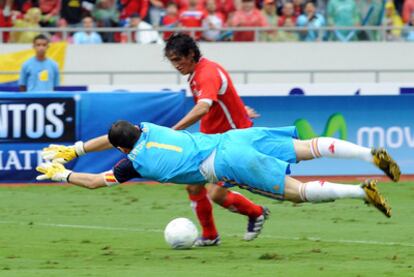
[372, 148, 401, 182]
[362, 179, 391, 218]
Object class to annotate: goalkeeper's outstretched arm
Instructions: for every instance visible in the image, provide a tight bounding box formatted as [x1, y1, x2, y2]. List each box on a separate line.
[84, 135, 113, 152]
[42, 134, 113, 163]
[36, 162, 108, 189]
[36, 159, 140, 189]
[67, 172, 107, 190]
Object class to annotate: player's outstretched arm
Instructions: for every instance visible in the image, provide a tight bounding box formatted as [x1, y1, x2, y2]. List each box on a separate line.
[172, 101, 211, 130]
[36, 162, 107, 189]
[42, 135, 113, 163]
[66, 172, 107, 190]
[83, 135, 113, 152]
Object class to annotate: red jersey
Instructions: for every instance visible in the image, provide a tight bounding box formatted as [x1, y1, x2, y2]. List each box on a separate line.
[230, 9, 267, 41]
[188, 58, 253, 134]
[120, 0, 149, 20]
[179, 8, 206, 40]
[161, 14, 179, 40]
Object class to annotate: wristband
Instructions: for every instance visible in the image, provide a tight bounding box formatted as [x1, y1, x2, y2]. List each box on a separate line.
[74, 141, 86, 156]
[66, 172, 72, 182]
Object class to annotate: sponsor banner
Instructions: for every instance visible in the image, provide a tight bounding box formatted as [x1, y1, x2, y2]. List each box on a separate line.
[1, 92, 412, 182]
[0, 97, 76, 143]
[88, 83, 414, 96]
[243, 95, 414, 176]
[0, 91, 186, 182]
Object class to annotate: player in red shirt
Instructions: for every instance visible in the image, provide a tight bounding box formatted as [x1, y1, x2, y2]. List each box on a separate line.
[164, 33, 268, 246]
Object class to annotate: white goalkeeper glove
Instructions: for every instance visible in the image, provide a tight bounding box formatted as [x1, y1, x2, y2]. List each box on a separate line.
[41, 141, 86, 164]
[36, 162, 72, 182]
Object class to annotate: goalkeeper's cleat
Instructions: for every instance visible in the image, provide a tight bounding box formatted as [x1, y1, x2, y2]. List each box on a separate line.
[362, 179, 391, 218]
[194, 235, 221, 247]
[371, 148, 401, 182]
[244, 206, 270, 241]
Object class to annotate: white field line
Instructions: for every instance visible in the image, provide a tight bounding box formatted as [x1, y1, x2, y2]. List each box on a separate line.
[1, 220, 413, 248]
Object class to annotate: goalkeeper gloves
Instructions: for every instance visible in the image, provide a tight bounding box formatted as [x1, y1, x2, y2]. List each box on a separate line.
[41, 141, 86, 164]
[36, 162, 72, 182]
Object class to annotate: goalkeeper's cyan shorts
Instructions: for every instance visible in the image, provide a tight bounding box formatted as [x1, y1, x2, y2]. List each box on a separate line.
[214, 126, 298, 198]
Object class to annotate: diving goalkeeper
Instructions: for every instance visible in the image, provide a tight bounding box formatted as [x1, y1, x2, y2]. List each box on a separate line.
[38, 120, 401, 219]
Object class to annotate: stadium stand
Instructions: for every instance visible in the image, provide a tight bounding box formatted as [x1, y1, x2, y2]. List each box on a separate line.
[0, 0, 413, 42]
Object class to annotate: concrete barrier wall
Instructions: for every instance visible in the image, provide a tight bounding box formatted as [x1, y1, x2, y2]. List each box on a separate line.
[2, 42, 414, 84]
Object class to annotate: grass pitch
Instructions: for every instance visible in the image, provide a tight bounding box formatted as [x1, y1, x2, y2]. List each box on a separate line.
[0, 182, 413, 277]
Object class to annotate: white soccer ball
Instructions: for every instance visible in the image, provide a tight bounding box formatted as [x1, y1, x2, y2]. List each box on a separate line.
[164, 217, 198, 249]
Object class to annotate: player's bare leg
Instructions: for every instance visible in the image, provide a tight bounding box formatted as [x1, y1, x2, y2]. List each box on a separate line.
[283, 176, 391, 217]
[209, 184, 269, 241]
[293, 138, 401, 182]
[186, 184, 220, 246]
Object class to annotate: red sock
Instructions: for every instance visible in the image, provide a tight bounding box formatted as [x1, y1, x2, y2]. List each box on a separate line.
[188, 187, 218, 239]
[220, 191, 263, 218]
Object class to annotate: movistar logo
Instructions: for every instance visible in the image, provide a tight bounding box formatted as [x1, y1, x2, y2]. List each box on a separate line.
[294, 113, 347, 140]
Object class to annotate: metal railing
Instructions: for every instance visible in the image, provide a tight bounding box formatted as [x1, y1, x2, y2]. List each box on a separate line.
[1, 25, 413, 43]
[2, 69, 414, 84]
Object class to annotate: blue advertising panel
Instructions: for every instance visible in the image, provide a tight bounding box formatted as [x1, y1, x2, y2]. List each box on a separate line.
[0, 92, 185, 182]
[1, 93, 412, 183]
[243, 95, 414, 176]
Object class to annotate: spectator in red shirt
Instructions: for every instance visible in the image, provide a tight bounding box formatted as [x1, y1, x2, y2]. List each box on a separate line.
[403, 0, 414, 23]
[175, 0, 190, 12]
[161, 1, 179, 40]
[0, 0, 13, 42]
[228, 0, 267, 41]
[7, 0, 33, 15]
[201, 0, 235, 22]
[277, 2, 298, 41]
[119, 0, 149, 21]
[178, 0, 206, 40]
[39, 0, 61, 26]
[164, 33, 267, 246]
[292, 0, 304, 17]
[278, 1, 297, 26]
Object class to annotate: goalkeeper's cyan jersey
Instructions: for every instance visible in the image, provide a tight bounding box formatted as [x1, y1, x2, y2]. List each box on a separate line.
[128, 122, 221, 184]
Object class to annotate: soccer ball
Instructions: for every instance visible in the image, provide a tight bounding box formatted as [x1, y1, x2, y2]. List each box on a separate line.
[164, 218, 198, 249]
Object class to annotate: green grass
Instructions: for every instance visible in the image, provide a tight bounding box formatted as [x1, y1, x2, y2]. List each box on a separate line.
[0, 182, 413, 277]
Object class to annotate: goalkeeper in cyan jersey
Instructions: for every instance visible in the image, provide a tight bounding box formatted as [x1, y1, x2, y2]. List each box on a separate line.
[38, 120, 400, 220]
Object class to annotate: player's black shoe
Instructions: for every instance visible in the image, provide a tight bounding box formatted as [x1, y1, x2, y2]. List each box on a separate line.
[244, 206, 270, 241]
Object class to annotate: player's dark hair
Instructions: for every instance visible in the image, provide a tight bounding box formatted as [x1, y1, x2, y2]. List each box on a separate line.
[108, 120, 141, 149]
[33, 34, 50, 44]
[164, 33, 201, 62]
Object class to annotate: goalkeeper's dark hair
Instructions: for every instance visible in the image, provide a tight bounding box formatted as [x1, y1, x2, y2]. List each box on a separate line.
[108, 120, 141, 149]
[164, 33, 201, 62]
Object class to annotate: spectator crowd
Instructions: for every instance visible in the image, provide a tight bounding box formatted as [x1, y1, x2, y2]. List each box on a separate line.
[1, 0, 414, 43]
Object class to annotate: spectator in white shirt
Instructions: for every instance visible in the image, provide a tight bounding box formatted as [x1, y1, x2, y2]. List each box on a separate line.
[202, 0, 225, 41]
[130, 13, 163, 44]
